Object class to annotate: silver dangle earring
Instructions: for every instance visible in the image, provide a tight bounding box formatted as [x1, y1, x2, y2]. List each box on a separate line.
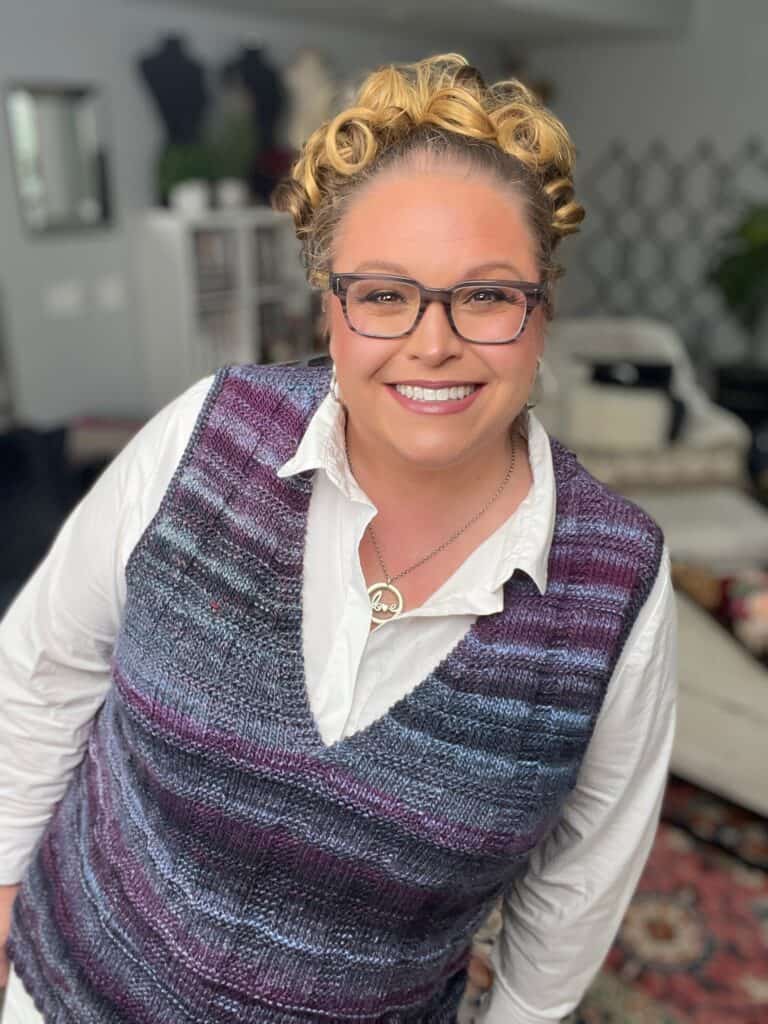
[526, 358, 542, 410]
[329, 362, 342, 403]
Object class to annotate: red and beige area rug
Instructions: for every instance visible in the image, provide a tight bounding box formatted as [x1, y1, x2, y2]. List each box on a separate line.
[564, 774, 768, 1023]
[462, 774, 768, 1024]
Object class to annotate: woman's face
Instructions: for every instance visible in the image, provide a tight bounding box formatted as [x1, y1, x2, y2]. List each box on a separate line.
[328, 162, 545, 472]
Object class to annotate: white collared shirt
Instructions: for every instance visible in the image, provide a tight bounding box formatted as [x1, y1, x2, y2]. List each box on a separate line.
[276, 382, 555, 743]
[0, 371, 677, 1023]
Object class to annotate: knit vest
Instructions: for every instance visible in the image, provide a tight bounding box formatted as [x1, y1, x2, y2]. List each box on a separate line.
[8, 361, 664, 1023]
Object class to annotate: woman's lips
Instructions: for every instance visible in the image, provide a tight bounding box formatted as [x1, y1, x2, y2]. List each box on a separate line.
[386, 383, 485, 415]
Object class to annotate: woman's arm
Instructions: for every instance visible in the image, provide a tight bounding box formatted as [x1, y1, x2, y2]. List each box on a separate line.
[0, 883, 20, 987]
[0, 376, 213, 886]
[477, 544, 678, 1022]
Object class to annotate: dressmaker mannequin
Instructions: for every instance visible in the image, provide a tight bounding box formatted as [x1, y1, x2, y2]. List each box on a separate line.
[220, 47, 284, 153]
[137, 35, 209, 145]
[284, 49, 337, 150]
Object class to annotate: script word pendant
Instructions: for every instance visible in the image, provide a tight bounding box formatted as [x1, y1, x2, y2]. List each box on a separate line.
[368, 581, 405, 625]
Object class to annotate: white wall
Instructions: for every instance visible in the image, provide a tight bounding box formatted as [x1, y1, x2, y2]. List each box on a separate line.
[527, 0, 767, 154]
[0, 0, 501, 426]
[524, 0, 768, 362]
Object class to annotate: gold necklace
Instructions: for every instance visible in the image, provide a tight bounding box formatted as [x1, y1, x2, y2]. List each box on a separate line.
[344, 435, 517, 625]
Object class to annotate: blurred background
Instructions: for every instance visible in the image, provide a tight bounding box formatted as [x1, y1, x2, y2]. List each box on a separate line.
[0, 1, 767, 1020]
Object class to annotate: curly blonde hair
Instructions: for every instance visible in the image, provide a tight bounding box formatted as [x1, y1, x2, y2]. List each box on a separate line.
[272, 53, 585, 317]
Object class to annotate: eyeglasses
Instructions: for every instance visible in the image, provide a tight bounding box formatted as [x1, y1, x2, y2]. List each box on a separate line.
[330, 272, 546, 345]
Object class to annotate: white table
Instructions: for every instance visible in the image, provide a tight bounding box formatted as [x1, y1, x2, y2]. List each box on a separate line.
[626, 485, 768, 816]
[673, 589, 768, 817]
[625, 485, 768, 574]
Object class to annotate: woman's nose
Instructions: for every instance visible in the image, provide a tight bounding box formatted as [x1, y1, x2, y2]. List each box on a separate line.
[402, 300, 463, 360]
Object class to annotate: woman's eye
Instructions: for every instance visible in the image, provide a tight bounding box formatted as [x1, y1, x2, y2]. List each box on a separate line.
[362, 290, 406, 304]
[464, 289, 506, 304]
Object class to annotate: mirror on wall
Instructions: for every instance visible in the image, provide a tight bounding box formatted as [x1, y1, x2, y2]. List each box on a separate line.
[4, 83, 112, 234]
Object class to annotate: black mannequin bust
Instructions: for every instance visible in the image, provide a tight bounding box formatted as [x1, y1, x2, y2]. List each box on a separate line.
[138, 35, 209, 145]
[219, 46, 284, 153]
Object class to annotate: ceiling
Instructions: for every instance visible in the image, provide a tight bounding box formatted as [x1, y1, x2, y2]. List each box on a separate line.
[145, 0, 695, 44]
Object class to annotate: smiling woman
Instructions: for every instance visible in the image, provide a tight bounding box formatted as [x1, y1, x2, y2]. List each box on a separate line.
[325, 170, 543, 503]
[1, 53, 677, 1024]
[271, 55, 583, 623]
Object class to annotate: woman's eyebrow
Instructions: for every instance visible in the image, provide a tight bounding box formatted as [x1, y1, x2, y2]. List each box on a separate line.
[349, 259, 528, 278]
[462, 261, 527, 278]
[351, 260, 410, 274]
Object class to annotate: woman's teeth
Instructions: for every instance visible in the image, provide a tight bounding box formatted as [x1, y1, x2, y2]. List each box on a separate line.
[394, 384, 478, 402]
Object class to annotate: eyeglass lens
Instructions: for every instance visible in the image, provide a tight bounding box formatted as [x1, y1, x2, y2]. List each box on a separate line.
[345, 278, 529, 343]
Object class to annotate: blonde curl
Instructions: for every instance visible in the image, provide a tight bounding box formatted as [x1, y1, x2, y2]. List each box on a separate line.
[272, 53, 585, 309]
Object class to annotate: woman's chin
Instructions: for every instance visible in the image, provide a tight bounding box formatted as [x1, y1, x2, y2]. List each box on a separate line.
[385, 435, 480, 473]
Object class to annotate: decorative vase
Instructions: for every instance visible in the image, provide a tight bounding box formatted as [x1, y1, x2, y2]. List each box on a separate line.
[216, 178, 249, 209]
[169, 179, 210, 216]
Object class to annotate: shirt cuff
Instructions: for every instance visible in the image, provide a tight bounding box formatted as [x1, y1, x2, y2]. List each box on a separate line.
[473, 939, 574, 1023]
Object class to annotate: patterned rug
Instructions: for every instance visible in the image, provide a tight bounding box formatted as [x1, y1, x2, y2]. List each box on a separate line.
[562, 774, 768, 1023]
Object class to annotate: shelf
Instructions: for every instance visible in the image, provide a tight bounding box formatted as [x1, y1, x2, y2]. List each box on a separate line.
[249, 285, 285, 302]
[134, 209, 314, 410]
[197, 289, 240, 309]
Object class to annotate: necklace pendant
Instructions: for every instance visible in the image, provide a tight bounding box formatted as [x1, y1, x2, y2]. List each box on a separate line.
[368, 580, 404, 624]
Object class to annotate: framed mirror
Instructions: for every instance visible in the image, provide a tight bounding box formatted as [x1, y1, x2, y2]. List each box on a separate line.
[5, 83, 113, 234]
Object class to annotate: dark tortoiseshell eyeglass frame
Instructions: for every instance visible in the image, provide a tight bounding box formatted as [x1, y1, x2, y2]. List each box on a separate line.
[329, 272, 547, 345]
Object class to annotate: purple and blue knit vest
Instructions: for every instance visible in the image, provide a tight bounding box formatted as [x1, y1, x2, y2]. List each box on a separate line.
[8, 361, 664, 1022]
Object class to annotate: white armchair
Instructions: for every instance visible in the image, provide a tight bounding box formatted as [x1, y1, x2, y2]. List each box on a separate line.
[537, 316, 752, 492]
[537, 318, 768, 818]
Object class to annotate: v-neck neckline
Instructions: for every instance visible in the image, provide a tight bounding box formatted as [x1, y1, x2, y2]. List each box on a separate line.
[287, 470, 526, 758]
[271, 364, 567, 757]
[298, 559, 490, 757]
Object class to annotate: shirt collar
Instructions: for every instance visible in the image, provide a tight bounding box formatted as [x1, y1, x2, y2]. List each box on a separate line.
[277, 395, 555, 596]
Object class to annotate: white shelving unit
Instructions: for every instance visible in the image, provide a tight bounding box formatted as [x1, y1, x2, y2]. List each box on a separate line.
[131, 207, 314, 410]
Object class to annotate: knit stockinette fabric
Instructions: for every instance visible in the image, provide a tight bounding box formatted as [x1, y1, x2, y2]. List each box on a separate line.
[8, 362, 664, 1023]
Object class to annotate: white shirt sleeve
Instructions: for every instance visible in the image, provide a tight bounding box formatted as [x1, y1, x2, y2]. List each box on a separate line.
[478, 542, 678, 1023]
[0, 376, 214, 884]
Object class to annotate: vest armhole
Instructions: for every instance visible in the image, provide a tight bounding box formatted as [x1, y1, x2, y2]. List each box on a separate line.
[603, 516, 666, 687]
[124, 364, 232, 584]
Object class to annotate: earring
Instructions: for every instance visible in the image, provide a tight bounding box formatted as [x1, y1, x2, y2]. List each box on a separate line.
[525, 358, 542, 410]
[329, 362, 341, 403]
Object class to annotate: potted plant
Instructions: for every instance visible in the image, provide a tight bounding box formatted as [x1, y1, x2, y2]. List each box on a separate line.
[708, 203, 768, 427]
[206, 88, 258, 205]
[156, 142, 214, 209]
